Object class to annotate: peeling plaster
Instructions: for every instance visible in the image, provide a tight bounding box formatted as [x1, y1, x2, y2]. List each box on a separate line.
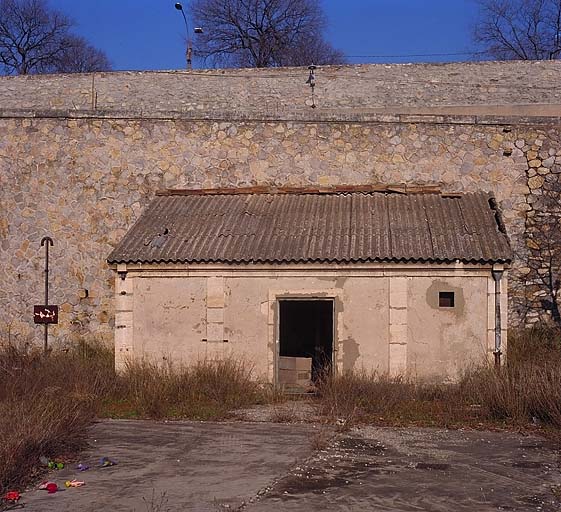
[341, 338, 360, 371]
[426, 280, 465, 318]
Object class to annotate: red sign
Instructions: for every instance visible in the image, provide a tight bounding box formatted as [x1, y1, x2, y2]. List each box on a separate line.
[34, 305, 58, 324]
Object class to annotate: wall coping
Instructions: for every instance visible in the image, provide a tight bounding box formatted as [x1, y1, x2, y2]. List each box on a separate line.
[0, 59, 559, 79]
[1, 108, 559, 126]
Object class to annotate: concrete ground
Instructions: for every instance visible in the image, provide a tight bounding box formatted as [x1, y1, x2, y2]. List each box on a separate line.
[20, 420, 561, 512]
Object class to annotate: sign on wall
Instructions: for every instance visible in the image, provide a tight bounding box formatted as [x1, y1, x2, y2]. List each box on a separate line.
[33, 305, 58, 324]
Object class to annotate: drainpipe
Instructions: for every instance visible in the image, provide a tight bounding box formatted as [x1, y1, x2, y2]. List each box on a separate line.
[492, 269, 504, 368]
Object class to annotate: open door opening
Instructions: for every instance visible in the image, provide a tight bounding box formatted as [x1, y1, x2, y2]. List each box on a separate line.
[278, 299, 334, 391]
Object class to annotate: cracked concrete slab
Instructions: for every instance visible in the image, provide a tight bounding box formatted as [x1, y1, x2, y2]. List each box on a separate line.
[20, 419, 317, 512]
[18, 420, 561, 512]
[249, 426, 561, 512]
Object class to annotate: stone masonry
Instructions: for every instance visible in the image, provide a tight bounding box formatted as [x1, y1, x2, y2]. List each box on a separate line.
[0, 61, 560, 115]
[0, 61, 560, 345]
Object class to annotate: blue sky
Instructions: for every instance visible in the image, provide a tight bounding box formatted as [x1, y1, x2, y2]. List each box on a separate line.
[51, 0, 480, 70]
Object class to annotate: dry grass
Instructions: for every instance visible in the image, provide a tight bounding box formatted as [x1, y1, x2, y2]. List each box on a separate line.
[310, 427, 333, 451]
[0, 341, 268, 496]
[316, 326, 561, 431]
[269, 402, 298, 423]
[0, 340, 115, 496]
[2, 326, 560, 496]
[461, 327, 561, 429]
[316, 370, 465, 428]
[142, 490, 171, 512]
[116, 358, 265, 420]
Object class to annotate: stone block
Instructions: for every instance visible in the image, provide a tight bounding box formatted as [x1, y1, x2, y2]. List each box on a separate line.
[206, 322, 224, 342]
[528, 175, 545, 189]
[390, 307, 407, 326]
[389, 344, 407, 376]
[543, 156, 555, 168]
[207, 277, 225, 308]
[207, 308, 224, 324]
[389, 278, 408, 308]
[390, 324, 408, 345]
[116, 293, 133, 312]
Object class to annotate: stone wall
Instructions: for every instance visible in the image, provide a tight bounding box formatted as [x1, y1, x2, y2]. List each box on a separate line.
[519, 134, 561, 324]
[0, 62, 560, 345]
[0, 60, 559, 116]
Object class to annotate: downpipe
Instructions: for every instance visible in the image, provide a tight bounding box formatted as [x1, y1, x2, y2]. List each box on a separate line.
[492, 269, 504, 368]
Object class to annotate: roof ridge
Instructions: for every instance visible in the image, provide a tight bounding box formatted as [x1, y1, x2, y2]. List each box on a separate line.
[155, 185, 450, 197]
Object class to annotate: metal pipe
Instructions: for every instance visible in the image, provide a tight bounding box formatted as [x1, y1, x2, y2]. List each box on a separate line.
[492, 269, 504, 368]
[40, 236, 53, 353]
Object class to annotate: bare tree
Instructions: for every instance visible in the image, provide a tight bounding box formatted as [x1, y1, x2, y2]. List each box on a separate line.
[0, 0, 110, 75]
[190, 0, 345, 67]
[473, 0, 561, 60]
[51, 35, 111, 74]
[278, 36, 345, 66]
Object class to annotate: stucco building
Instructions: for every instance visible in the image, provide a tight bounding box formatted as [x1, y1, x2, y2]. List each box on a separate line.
[108, 185, 512, 384]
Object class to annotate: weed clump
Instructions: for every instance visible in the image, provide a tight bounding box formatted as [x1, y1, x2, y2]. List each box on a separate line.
[2, 326, 560, 495]
[316, 327, 561, 430]
[0, 340, 266, 495]
[461, 327, 561, 429]
[119, 358, 263, 420]
[0, 340, 115, 496]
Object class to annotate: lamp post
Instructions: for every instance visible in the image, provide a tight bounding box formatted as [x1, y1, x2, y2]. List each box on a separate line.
[175, 2, 203, 70]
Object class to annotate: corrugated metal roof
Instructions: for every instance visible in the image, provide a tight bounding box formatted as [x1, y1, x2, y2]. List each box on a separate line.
[107, 187, 512, 265]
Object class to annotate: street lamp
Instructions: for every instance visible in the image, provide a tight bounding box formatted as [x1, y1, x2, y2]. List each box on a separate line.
[175, 2, 203, 70]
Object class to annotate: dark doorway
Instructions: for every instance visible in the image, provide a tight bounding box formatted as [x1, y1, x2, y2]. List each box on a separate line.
[279, 300, 334, 382]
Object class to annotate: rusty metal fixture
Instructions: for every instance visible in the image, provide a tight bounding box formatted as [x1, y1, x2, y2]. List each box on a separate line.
[492, 269, 504, 369]
[306, 65, 317, 108]
[40, 236, 54, 353]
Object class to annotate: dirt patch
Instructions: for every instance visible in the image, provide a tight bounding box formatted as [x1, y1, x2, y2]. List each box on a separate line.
[336, 437, 386, 455]
[415, 462, 450, 470]
[231, 400, 320, 423]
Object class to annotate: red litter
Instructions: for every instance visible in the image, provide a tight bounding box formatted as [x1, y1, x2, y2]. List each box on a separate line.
[39, 481, 58, 494]
[3, 490, 21, 502]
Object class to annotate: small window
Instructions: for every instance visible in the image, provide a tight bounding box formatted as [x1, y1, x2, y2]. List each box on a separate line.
[439, 292, 455, 308]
